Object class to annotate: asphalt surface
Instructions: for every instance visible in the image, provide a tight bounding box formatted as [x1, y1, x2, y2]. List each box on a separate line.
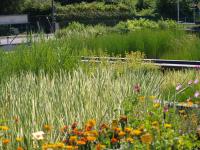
[0, 34, 53, 46]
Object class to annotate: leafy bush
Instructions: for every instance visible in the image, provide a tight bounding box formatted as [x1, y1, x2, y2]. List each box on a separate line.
[115, 19, 182, 32]
[56, 2, 134, 20]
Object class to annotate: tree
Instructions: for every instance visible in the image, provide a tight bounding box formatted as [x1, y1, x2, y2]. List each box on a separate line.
[156, 0, 193, 20]
[0, 0, 25, 15]
[136, 0, 155, 10]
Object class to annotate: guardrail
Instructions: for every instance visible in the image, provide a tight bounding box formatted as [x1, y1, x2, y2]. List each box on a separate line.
[81, 56, 200, 69]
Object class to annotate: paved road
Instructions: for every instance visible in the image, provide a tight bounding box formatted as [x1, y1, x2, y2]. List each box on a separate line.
[0, 34, 54, 46]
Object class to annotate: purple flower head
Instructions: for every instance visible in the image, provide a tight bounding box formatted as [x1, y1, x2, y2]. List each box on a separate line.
[133, 84, 140, 93]
[194, 91, 200, 98]
[194, 79, 199, 84]
[176, 83, 182, 91]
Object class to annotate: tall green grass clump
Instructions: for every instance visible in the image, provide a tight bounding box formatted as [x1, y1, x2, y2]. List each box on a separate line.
[60, 26, 200, 60]
[0, 37, 79, 82]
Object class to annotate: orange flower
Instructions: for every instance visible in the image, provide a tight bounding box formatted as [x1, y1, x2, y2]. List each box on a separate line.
[85, 124, 93, 131]
[87, 136, 96, 142]
[65, 145, 73, 150]
[100, 123, 109, 130]
[114, 127, 121, 133]
[0, 126, 9, 131]
[118, 131, 126, 137]
[125, 127, 132, 133]
[96, 144, 106, 150]
[111, 138, 118, 144]
[2, 139, 10, 145]
[17, 146, 24, 150]
[60, 125, 68, 132]
[77, 140, 86, 145]
[71, 122, 78, 130]
[43, 125, 52, 132]
[141, 133, 153, 144]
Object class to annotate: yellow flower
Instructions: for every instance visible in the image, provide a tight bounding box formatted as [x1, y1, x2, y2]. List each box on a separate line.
[152, 121, 159, 129]
[2, 139, 10, 145]
[118, 131, 126, 137]
[0, 126, 9, 131]
[89, 130, 98, 137]
[139, 96, 145, 102]
[69, 136, 77, 142]
[153, 103, 160, 108]
[149, 96, 156, 100]
[55, 142, 65, 148]
[141, 133, 153, 144]
[126, 137, 134, 143]
[179, 110, 185, 114]
[131, 129, 142, 136]
[16, 137, 23, 142]
[138, 124, 145, 131]
[164, 124, 172, 128]
[87, 136, 96, 142]
[87, 119, 96, 127]
[125, 127, 132, 133]
[112, 120, 118, 129]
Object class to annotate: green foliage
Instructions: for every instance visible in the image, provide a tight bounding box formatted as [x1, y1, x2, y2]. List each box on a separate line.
[0, 36, 79, 82]
[56, 2, 134, 20]
[0, 0, 25, 14]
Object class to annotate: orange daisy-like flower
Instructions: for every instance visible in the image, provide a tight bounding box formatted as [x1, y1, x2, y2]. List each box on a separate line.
[86, 136, 96, 142]
[96, 144, 106, 150]
[111, 138, 118, 144]
[85, 124, 93, 131]
[43, 125, 52, 132]
[69, 136, 77, 142]
[2, 139, 10, 145]
[141, 133, 153, 144]
[118, 131, 126, 137]
[114, 127, 121, 133]
[125, 127, 132, 133]
[17, 146, 24, 150]
[77, 140, 86, 145]
[87, 119, 96, 127]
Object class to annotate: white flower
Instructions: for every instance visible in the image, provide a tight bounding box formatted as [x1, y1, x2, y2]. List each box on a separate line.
[188, 80, 193, 85]
[32, 131, 45, 140]
[176, 84, 182, 91]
